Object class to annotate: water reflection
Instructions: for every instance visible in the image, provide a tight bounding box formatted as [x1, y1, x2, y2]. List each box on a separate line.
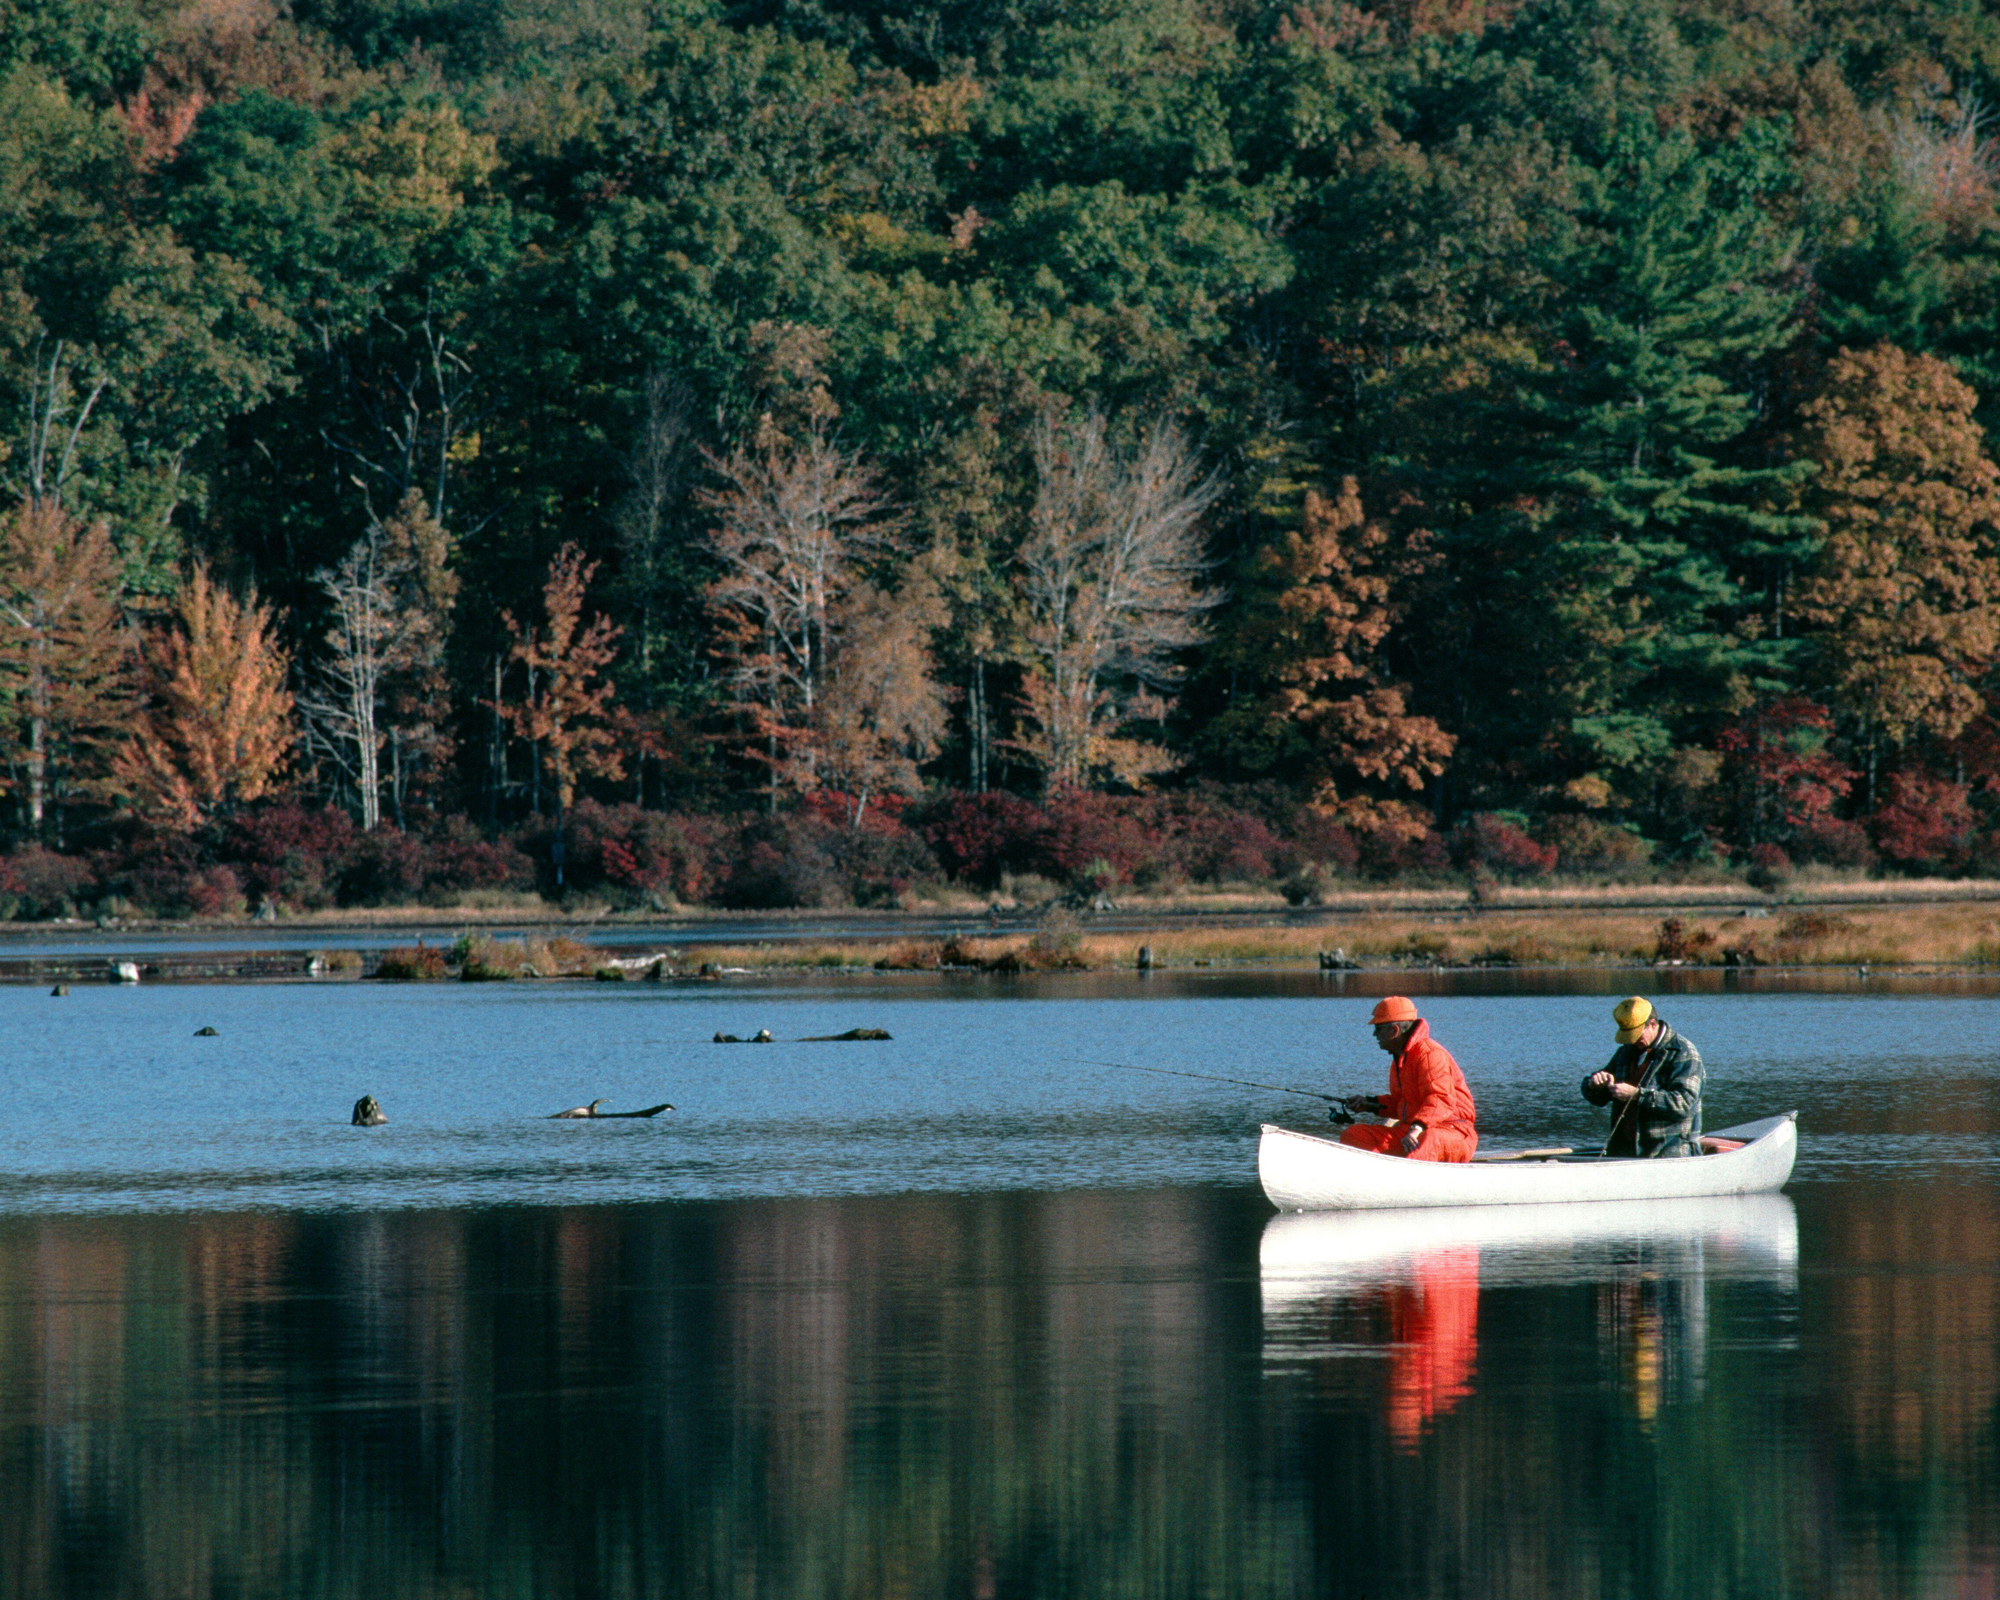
[1262, 1196, 1799, 1439]
[0, 1184, 1996, 1596]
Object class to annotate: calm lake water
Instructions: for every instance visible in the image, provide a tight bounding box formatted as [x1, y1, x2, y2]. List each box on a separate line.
[0, 975, 1993, 1596]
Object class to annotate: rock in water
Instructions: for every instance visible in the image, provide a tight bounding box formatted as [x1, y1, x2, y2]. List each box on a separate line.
[49, 984, 66, 997]
[193, 1025, 219, 1037]
[109, 961, 140, 984]
[752, 1028, 773, 1043]
[351, 1095, 387, 1127]
[713, 1031, 741, 1043]
[1136, 946, 1155, 970]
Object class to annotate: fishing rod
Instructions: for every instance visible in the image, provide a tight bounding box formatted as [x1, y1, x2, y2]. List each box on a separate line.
[1603, 1035, 1664, 1155]
[1073, 1057, 1354, 1118]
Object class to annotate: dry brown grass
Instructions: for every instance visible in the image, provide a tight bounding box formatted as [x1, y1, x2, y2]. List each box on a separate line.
[578, 894, 2000, 972]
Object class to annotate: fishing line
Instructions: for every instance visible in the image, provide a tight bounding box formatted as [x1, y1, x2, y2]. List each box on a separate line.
[1071, 1056, 1347, 1106]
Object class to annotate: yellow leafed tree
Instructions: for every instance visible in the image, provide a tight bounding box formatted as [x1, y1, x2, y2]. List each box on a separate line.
[0, 499, 131, 838]
[119, 562, 294, 826]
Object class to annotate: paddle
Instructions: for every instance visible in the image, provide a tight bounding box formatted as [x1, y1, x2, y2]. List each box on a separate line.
[1469, 1146, 1573, 1162]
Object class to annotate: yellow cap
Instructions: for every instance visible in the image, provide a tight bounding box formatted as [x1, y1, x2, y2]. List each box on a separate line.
[1612, 995, 1654, 1045]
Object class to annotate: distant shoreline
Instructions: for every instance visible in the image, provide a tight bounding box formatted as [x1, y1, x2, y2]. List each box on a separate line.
[1, 879, 1997, 980]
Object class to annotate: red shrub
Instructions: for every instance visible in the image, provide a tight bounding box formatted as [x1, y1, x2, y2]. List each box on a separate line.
[224, 803, 359, 909]
[93, 830, 210, 918]
[0, 845, 96, 918]
[1746, 841, 1793, 887]
[829, 827, 942, 906]
[1874, 772, 1976, 872]
[1346, 802, 1449, 878]
[551, 802, 732, 903]
[335, 828, 430, 906]
[1041, 789, 1154, 883]
[800, 789, 913, 832]
[421, 821, 535, 896]
[1178, 808, 1282, 882]
[718, 814, 844, 908]
[185, 865, 245, 917]
[1288, 808, 1361, 875]
[1794, 813, 1874, 869]
[913, 791, 1052, 887]
[1451, 814, 1557, 878]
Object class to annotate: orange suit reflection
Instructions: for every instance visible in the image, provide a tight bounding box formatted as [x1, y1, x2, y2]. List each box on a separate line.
[1381, 1245, 1480, 1450]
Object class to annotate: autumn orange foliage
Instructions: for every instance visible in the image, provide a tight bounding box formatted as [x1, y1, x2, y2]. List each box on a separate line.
[119, 562, 293, 827]
[501, 543, 624, 812]
[1244, 478, 1455, 797]
[1791, 344, 2000, 748]
[0, 501, 131, 834]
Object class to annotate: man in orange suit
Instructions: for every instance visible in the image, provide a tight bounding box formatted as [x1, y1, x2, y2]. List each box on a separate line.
[1338, 996, 1479, 1162]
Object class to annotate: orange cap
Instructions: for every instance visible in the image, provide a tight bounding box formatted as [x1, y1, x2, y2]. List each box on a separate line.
[1370, 996, 1419, 1025]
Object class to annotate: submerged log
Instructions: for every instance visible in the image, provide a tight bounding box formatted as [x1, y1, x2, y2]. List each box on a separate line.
[194, 1025, 219, 1037]
[799, 1027, 893, 1041]
[546, 1099, 675, 1119]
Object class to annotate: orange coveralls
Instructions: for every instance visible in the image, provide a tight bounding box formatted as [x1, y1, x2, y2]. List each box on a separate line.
[1384, 1245, 1480, 1449]
[1338, 1018, 1479, 1162]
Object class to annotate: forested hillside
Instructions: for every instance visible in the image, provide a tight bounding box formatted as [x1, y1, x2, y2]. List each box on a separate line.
[3, 0, 2000, 914]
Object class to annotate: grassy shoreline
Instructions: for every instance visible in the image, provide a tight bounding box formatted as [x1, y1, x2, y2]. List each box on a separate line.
[671, 900, 2000, 974]
[7, 880, 2000, 978]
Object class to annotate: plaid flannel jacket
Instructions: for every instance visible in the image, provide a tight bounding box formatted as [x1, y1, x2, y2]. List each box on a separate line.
[1580, 1021, 1704, 1157]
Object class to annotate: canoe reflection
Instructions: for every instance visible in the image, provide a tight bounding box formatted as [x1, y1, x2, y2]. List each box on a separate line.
[1260, 1195, 1799, 1442]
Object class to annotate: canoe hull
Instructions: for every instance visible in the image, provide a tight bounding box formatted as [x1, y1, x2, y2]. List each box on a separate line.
[1258, 1113, 1797, 1211]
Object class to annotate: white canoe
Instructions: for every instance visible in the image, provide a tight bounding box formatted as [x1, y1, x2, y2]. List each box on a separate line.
[1258, 1112, 1797, 1211]
[1259, 1192, 1800, 1301]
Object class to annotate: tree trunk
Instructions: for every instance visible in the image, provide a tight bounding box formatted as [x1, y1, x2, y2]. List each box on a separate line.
[26, 639, 47, 834]
[26, 710, 44, 834]
[352, 659, 380, 830]
[970, 656, 988, 793]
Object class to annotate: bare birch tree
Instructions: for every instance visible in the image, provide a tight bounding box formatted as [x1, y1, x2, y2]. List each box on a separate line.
[301, 491, 460, 828]
[3, 337, 109, 511]
[701, 421, 902, 804]
[1013, 410, 1222, 789]
[300, 526, 397, 829]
